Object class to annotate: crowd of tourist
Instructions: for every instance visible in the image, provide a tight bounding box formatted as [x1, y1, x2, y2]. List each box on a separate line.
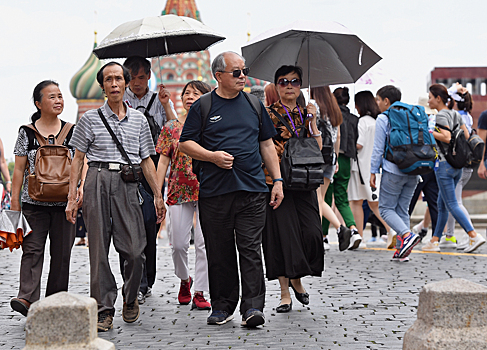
[2, 50, 486, 332]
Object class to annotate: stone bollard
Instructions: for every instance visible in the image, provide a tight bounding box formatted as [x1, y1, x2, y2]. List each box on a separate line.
[403, 278, 487, 350]
[23, 292, 115, 350]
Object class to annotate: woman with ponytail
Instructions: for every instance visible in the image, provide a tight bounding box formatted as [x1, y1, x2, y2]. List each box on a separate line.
[310, 86, 352, 251]
[421, 84, 484, 253]
[441, 86, 476, 249]
[10, 81, 79, 316]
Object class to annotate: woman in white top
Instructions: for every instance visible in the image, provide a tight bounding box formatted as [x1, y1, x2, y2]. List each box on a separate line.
[349, 91, 390, 244]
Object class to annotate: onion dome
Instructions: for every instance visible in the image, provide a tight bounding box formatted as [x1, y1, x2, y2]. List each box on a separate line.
[70, 34, 104, 100]
[162, 0, 201, 21]
[245, 76, 267, 88]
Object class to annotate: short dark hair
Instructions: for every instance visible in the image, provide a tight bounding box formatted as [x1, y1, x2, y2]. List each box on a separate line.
[376, 85, 401, 104]
[96, 62, 131, 86]
[274, 65, 303, 85]
[355, 90, 381, 119]
[181, 80, 211, 99]
[333, 87, 350, 105]
[123, 56, 151, 75]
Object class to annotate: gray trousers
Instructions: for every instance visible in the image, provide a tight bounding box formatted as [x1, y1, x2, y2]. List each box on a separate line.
[83, 167, 146, 314]
[19, 208, 75, 303]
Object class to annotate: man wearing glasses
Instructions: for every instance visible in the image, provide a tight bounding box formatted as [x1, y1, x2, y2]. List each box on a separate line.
[179, 51, 283, 328]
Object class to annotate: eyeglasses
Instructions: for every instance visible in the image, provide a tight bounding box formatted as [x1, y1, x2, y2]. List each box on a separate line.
[219, 67, 250, 78]
[277, 78, 302, 88]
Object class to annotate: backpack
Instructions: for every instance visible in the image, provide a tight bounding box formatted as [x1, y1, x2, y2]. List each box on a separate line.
[435, 122, 485, 169]
[338, 105, 359, 159]
[192, 91, 263, 181]
[383, 102, 437, 175]
[269, 109, 325, 191]
[24, 123, 74, 202]
[466, 130, 485, 167]
[316, 117, 336, 165]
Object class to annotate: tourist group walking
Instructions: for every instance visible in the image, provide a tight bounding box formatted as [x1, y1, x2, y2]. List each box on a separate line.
[3, 49, 487, 333]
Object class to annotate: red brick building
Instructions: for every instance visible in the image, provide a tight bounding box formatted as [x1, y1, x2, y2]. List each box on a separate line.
[429, 67, 487, 127]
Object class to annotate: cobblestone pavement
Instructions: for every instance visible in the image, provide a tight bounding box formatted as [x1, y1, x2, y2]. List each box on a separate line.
[1, 229, 487, 350]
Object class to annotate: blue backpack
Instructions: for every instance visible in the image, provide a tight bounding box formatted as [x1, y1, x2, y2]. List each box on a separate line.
[383, 102, 437, 175]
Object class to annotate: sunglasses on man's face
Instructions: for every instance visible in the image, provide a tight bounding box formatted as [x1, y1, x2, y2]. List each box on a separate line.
[277, 78, 302, 88]
[220, 67, 250, 78]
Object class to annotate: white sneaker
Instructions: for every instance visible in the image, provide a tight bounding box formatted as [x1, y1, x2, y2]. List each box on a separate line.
[456, 236, 469, 250]
[412, 224, 421, 235]
[380, 235, 388, 243]
[386, 230, 397, 249]
[348, 230, 362, 250]
[358, 241, 367, 249]
[439, 236, 457, 249]
[324, 242, 331, 251]
[421, 241, 440, 252]
[464, 234, 486, 253]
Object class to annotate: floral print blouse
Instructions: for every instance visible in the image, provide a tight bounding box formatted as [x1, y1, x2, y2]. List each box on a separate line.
[156, 119, 199, 205]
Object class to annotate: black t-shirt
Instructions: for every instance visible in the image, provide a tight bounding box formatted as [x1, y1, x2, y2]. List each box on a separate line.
[478, 110, 487, 158]
[180, 90, 276, 198]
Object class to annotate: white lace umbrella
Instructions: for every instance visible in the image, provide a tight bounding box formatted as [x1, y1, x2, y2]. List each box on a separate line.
[93, 14, 225, 59]
[0, 210, 32, 251]
[241, 21, 381, 88]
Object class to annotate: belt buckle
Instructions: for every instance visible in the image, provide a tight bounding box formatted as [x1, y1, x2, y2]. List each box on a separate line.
[108, 163, 120, 171]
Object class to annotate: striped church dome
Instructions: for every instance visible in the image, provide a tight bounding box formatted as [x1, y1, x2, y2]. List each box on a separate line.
[70, 37, 104, 100]
[245, 76, 267, 88]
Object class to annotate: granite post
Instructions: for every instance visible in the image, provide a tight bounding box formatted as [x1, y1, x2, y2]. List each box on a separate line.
[403, 278, 487, 350]
[22, 292, 114, 350]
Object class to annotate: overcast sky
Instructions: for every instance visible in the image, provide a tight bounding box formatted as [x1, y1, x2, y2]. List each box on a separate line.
[1, 0, 487, 160]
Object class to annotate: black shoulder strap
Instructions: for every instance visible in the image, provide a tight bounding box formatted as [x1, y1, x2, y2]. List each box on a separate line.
[146, 93, 157, 112]
[199, 92, 212, 135]
[242, 92, 263, 127]
[268, 108, 297, 137]
[97, 108, 139, 181]
[135, 93, 157, 113]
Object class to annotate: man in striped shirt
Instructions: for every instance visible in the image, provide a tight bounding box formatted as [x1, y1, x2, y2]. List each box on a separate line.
[122, 56, 176, 305]
[66, 62, 165, 332]
[123, 55, 177, 147]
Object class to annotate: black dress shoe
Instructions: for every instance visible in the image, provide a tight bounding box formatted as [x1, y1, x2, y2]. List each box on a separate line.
[289, 280, 309, 305]
[276, 300, 292, 313]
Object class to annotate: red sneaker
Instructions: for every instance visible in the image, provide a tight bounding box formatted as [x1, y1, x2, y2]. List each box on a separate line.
[191, 292, 211, 310]
[178, 277, 192, 305]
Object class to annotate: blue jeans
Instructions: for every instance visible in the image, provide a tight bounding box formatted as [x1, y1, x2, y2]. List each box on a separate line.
[379, 171, 419, 241]
[433, 161, 474, 238]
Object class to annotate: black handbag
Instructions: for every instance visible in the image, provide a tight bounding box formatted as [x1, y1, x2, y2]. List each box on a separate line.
[97, 109, 157, 226]
[269, 108, 325, 191]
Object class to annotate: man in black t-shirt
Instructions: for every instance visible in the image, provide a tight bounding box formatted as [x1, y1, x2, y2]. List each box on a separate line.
[180, 51, 283, 328]
[477, 110, 487, 179]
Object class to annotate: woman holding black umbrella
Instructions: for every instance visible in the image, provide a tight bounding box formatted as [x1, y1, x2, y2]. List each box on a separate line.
[262, 65, 324, 313]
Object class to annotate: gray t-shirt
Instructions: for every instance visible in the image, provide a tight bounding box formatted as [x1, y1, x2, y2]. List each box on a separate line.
[435, 109, 464, 160]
